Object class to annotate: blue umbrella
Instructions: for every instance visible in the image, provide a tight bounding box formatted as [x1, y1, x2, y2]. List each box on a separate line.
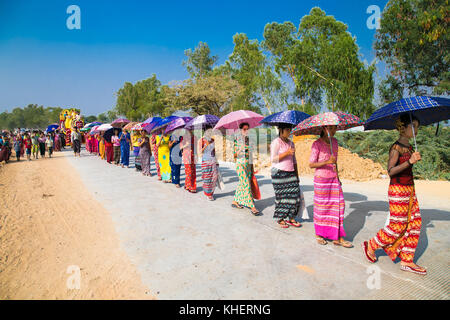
[150, 116, 179, 134]
[47, 124, 59, 132]
[142, 117, 162, 133]
[260, 110, 311, 126]
[364, 96, 450, 150]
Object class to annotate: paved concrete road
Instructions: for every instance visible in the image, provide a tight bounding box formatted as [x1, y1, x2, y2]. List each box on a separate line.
[65, 149, 449, 300]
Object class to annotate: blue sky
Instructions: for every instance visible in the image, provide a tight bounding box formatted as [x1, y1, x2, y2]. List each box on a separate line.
[0, 0, 389, 115]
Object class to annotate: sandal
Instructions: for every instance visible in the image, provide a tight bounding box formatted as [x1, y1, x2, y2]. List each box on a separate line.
[316, 236, 327, 245]
[333, 239, 353, 248]
[231, 203, 244, 209]
[250, 209, 260, 216]
[286, 220, 301, 228]
[362, 241, 377, 263]
[400, 264, 427, 276]
[278, 220, 289, 228]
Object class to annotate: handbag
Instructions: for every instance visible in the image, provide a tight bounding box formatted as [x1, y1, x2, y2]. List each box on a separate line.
[250, 169, 261, 200]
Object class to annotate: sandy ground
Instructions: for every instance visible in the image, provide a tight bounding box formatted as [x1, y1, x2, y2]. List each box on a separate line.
[0, 151, 153, 299]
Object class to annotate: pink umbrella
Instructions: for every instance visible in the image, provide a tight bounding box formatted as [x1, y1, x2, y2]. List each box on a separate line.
[111, 118, 130, 128]
[292, 111, 364, 136]
[213, 110, 264, 131]
[90, 125, 101, 134]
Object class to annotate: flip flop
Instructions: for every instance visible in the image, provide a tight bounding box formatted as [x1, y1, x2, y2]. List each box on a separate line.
[231, 203, 244, 209]
[362, 241, 377, 263]
[286, 220, 301, 228]
[400, 265, 427, 275]
[333, 240, 353, 248]
[278, 220, 289, 228]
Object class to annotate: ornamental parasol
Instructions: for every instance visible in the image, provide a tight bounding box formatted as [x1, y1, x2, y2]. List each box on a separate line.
[184, 114, 220, 130]
[131, 122, 145, 131]
[213, 110, 264, 131]
[122, 121, 139, 131]
[364, 96, 450, 151]
[164, 117, 193, 135]
[292, 111, 364, 136]
[111, 118, 130, 128]
[89, 125, 101, 135]
[260, 110, 311, 127]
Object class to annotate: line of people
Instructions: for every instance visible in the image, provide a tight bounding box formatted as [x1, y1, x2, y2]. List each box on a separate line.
[25, 113, 424, 276]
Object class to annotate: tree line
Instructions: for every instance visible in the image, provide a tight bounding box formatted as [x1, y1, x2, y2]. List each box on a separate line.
[2, 2, 448, 129]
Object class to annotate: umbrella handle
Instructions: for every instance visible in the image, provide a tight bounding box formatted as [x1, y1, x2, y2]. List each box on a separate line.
[409, 112, 418, 152]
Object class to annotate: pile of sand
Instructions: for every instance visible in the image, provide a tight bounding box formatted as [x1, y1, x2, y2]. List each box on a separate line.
[214, 135, 387, 181]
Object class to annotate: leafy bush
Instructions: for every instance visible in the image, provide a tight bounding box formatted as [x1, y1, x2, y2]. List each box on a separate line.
[336, 126, 450, 181]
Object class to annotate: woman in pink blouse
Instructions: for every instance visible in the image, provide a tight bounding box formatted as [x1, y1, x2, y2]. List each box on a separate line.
[270, 124, 302, 228]
[309, 125, 352, 247]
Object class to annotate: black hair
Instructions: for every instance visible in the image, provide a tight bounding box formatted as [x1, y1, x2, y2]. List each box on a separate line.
[277, 123, 293, 135]
[239, 122, 250, 130]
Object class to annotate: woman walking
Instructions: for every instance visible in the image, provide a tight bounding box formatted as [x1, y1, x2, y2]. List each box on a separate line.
[119, 129, 131, 168]
[151, 133, 161, 180]
[362, 115, 426, 275]
[111, 129, 121, 165]
[169, 133, 183, 188]
[181, 130, 197, 193]
[232, 123, 260, 215]
[13, 134, 22, 162]
[138, 133, 152, 176]
[39, 132, 46, 158]
[23, 133, 32, 161]
[198, 126, 218, 201]
[105, 136, 113, 164]
[309, 125, 352, 247]
[31, 131, 39, 159]
[98, 134, 106, 160]
[53, 131, 61, 152]
[156, 133, 171, 182]
[71, 128, 81, 157]
[270, 124, 302, 228]
[46, 134, 54, 158]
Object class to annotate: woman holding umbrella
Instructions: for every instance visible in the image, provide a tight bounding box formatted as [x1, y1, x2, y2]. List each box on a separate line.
[169, 131, 183, 188]
[181, 129, 197, 193]
[363, 114, 425, 274]
[294, 111, 362, 247]
[231, 123, 260, 215]
[138, 131, 152, 176]
[111, 129, 121, 165]
[119, 128, 131, 168]
[262, 110, 310, 228]
[198, 125, 219, 201]
[156, 132, 171, 182]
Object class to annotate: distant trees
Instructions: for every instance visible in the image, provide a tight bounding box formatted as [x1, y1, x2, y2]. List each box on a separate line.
[0, 105, 64, 130]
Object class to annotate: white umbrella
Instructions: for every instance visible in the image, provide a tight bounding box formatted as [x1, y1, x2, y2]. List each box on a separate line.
[97, 123, 113, 131]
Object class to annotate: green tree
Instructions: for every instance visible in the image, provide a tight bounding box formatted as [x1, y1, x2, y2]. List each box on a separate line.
[162, 74, 242, 116]
[375, 0, 449, 102]
[263, 7, 376, 118]
[224, 33, 288, 114]
[183, 42, 218, 79]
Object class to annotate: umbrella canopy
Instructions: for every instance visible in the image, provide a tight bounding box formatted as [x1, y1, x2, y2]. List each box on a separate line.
[97, 123, 113, 132]
[83, 122, 102, 129]
[90, 125, 101, 135]
[364, 96, 450, 130]
[213, 110, 264, 131]
[111, 118, 130, 128]
[261, 110, 311, 127]
[131, 122, 144, 131]
[46, 124, 59, 132]
[150, 116, 179, 134]
[292, 111, 364, 136]
[164, 117, 193, 135]
[184, 114, 220, 130]
[142, 117, 162, 133]
[103, 127, 120, 142]
[79, 127, 91, 132]
[143, 116, 161, 124]
[122, 121, 139, 131]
